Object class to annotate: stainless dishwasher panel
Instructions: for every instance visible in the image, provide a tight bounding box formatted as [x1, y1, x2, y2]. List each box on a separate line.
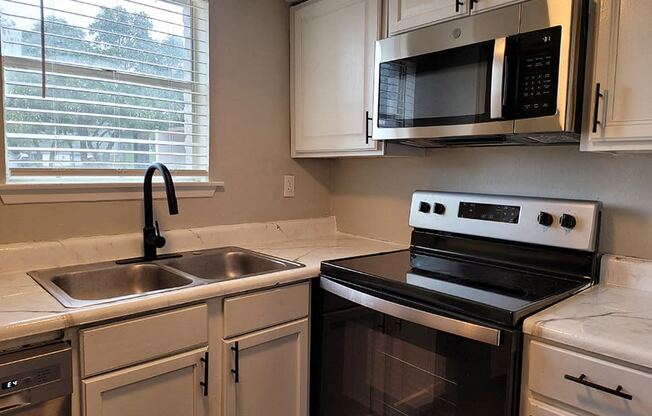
[0, 343, 72, 416]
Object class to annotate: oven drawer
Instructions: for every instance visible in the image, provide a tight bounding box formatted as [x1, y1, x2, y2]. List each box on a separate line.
[528, 340, 652, 416]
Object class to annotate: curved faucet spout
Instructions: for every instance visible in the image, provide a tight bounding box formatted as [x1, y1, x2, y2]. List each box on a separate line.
[115, 162, 181, 264]
[142, 162, 178, 260]
[143, 162, 178, 228]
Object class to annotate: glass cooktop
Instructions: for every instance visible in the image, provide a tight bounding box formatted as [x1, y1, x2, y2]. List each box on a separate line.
[320, 249, 588, 327]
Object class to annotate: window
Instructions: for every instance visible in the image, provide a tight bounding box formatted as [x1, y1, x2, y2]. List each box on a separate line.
[0, 0, 209, 184]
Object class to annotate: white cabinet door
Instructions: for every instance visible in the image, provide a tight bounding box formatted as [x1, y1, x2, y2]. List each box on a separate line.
[387, 0, 466, 35]
[83, 348, 208, 416]
[223, 319, 309, 416]
[582, 0, 652, 151]
[291, 0, 383, 157]
[470, 0, 520, 13]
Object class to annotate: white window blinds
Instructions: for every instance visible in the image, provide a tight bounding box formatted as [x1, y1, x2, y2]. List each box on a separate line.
[0, 0, 209, 181]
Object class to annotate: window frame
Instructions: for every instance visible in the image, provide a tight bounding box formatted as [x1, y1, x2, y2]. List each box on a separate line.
[0, 0, 218, 203]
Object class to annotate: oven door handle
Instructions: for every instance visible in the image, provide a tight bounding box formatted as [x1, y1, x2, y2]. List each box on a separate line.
[320, 277, 501, 346]
[490, 37, 507, 120]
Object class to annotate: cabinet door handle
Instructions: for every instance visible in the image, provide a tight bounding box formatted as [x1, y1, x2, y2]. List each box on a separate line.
[564, 374, 633, 401]
[231, 341, 240, 383]
[469, 0, 478, 10]
[365, 111, 372, 144]
[455, 0, 464, 13]
[592, 83, 604, 133]
[200, 351, 209, 397]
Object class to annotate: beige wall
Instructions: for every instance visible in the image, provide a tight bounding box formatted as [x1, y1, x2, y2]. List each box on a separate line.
[0, 0, 331, 244]
[331, 146, 652, 259]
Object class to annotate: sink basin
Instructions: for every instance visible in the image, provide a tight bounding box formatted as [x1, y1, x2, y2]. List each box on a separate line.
[159, 247, 303, 281]
[30, 264, 193, 308]
[30, 247, 304, 308]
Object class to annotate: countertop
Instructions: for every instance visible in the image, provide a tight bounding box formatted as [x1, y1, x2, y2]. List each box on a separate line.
[0, 217, 404, 344]
[523, 254, 652, 370]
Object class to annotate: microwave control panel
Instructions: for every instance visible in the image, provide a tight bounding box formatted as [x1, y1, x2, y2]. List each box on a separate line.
[508, 26, 561, 119]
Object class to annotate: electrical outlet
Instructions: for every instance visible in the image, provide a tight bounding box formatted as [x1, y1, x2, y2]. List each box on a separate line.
[283, 175, 295, 198]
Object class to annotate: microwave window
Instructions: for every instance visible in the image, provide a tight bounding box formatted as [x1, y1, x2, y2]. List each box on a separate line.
[378, 41, 495, 128]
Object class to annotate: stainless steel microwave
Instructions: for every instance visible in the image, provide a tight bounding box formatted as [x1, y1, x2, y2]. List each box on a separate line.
[372, 0, 591, 147]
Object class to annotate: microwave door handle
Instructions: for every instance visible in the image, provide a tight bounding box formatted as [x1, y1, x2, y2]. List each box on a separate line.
[320, 277, 501, 346]
[490, 37, 507, 119]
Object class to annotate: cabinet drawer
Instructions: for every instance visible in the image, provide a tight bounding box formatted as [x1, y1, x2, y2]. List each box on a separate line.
[81, 304, 208, 377]
[224, 283, 309, 338]
[528, 340, 652, 416]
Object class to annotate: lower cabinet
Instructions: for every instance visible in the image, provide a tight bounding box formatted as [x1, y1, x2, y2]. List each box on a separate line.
[223, 319, 309, 416]
[221, 283, 310, 416]
[521, 337, 652, 416]
[77, 285, 310, 416]
[83, 348, 209, 416]
[79, 304, 210, 416]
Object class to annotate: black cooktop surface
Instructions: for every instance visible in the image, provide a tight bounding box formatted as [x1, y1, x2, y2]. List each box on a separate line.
[320, 249, 589, 327]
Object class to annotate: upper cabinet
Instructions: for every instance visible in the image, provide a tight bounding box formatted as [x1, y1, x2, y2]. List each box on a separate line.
[387, 0, 521, 35]
[291, 0, 383, 157]
[581, 0, 652, 152]
[387, 0, 466, 35]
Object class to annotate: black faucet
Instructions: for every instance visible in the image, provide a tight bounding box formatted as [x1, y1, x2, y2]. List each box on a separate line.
[117, 162, 182, 264]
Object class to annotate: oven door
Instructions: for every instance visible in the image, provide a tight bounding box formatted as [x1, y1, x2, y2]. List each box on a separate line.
[372, 5, 519, 141]
[311, 277, 520, 416]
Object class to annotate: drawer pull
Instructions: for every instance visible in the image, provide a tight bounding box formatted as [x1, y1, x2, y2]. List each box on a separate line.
[564, 374, 633, 401]
[200, 352, 209, 397]
[231, 341, 240, 383]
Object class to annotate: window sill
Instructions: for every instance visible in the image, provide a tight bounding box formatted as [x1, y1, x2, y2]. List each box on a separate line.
[0, 181, 224, 204]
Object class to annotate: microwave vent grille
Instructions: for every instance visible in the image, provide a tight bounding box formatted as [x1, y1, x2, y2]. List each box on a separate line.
[396, 133, 579, 148]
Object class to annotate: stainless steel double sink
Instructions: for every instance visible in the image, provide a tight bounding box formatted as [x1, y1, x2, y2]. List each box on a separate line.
[29, 247, 304, 308]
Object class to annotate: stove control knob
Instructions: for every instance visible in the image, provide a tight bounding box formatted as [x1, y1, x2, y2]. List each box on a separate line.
[418, 201, 431, 213]
[537, 211, 554, 227]
[560, 214, 577, 230]
[433, 203, 446, 215]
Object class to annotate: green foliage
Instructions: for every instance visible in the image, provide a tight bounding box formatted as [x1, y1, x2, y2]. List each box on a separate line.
[2, 4, 196, 169]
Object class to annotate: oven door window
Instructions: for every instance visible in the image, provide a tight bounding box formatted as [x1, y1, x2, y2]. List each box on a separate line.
[377, 41, 495, 128]
[313, 292, 517, 416]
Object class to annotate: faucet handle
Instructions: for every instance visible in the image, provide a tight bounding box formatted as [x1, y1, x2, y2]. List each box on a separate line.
[154, 221, 166, 248]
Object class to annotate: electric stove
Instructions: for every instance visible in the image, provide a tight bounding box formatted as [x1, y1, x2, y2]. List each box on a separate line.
[311, 191, 601, 416]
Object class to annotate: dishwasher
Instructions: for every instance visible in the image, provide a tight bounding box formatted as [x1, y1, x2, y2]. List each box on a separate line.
[0, 343, 72, 416]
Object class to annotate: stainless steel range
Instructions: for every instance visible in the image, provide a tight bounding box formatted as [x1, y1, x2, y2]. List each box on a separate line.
[311, 191, 601, 416]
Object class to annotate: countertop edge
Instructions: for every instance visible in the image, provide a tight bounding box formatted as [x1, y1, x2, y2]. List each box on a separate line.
[0, 232, 405, 345]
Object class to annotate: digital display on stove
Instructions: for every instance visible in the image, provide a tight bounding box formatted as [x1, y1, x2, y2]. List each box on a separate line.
[458, 202, 520, 224]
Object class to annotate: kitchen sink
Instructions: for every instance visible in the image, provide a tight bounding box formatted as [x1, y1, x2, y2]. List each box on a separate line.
[159, 247, 303, 281]
[29, 247, 303, 308]
[30, 263, 194, 308]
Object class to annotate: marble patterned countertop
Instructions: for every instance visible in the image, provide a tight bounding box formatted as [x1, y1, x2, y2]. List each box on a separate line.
[0, 217, 404, 344]
[6, 218, 652, 372]
[524, 254, 652, 370]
